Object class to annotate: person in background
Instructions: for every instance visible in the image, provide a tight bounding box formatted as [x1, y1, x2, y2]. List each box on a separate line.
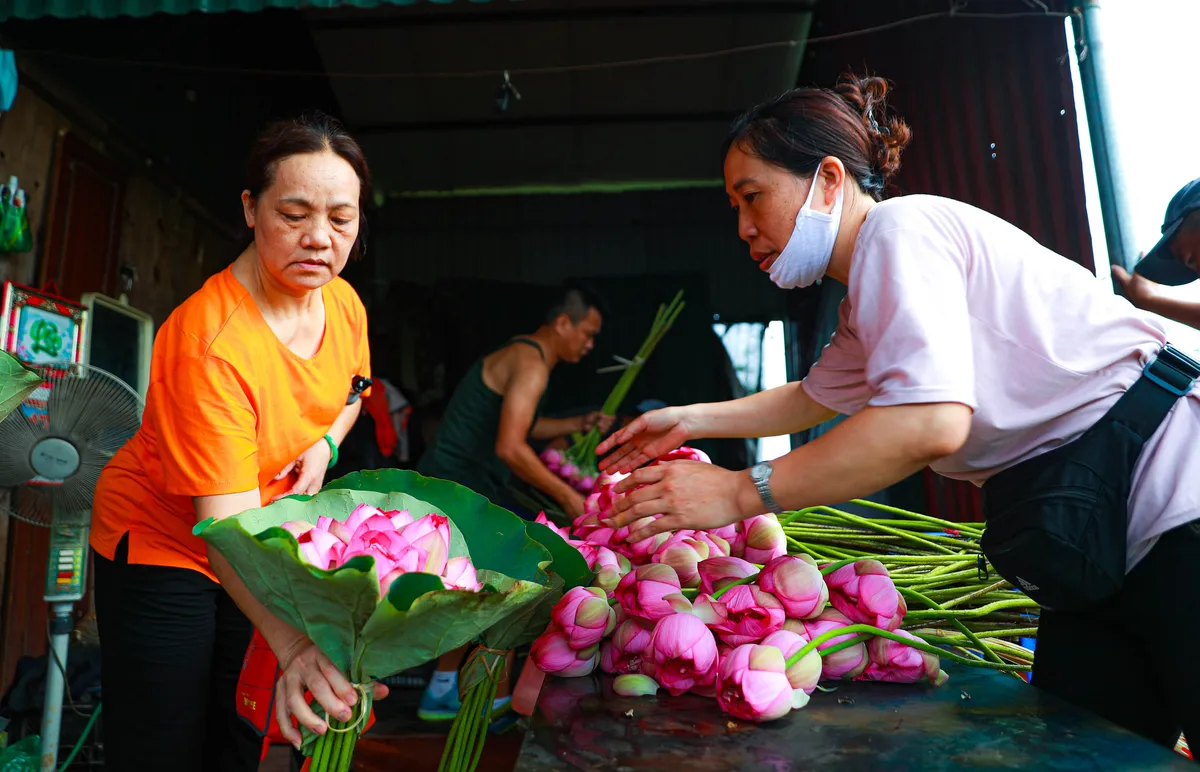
[598, 73, 1200, 752]
[1112, 178, 1200, 327]
[417, 284, 614, 519]
[415, 284, 614, 726]
[89, 114, 386, 770]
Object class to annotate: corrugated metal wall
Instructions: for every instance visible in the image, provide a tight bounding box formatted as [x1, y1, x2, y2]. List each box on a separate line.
[798, 2, 1092, 522]
[370, 188, 788, 322]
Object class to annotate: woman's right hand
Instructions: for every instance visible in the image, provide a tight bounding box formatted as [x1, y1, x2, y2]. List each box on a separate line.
[597, 406, 695, 474]
[274, 637, 389, 749]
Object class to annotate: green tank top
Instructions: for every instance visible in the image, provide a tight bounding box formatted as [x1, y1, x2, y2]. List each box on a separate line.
[417, 338, 547, 503]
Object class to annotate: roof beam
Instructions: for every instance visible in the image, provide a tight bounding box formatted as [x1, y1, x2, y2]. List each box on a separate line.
[353, 111, 739, 135]
[307, 1, 817, 30]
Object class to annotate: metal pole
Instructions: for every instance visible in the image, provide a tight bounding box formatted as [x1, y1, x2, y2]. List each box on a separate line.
[1074, 1, 1138, 273]
[40, 602, 73, 772]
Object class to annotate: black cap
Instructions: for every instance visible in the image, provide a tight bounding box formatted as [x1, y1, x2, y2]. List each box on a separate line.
[1133, 177, 1200, 286]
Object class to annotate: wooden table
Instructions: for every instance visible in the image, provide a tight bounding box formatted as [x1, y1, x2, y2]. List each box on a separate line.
[514, 664, 1193, 771]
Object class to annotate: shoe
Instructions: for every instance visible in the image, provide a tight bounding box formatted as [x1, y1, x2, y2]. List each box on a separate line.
[418, 677, 463, 722]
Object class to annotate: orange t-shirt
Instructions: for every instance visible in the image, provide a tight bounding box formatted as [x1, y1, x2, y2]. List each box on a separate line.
[90, 267, 370, 581]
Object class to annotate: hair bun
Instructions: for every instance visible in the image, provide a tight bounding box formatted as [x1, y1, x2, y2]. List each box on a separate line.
[834, 73, 912, 186]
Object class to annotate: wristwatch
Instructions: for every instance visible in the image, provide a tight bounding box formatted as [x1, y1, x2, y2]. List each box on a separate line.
[749, 462, 782, 514]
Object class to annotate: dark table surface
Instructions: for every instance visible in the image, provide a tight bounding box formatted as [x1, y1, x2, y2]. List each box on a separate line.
[515, 664, 1194, 771]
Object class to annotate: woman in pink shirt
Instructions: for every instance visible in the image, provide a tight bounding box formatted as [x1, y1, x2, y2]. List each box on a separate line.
[599, 73, 1200, 749]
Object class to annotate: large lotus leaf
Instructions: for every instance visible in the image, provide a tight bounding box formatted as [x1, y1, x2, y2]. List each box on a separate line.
[324, 470, 550, 583]
[524, 520, 591, 592]
[0, 352, 42, 421]
[196, 474, 559, 680]
[355, 570, 548, 681]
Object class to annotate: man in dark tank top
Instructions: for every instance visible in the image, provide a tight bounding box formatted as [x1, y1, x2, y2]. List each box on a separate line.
[418, 283, 613, 519]
[416, 283, 613, 725]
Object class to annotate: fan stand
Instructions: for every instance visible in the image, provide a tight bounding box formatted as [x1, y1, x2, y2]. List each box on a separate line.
[30, 437, 90, 772]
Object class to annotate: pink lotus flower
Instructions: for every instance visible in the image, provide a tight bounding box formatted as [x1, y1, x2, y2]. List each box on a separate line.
[698, 556, 758, 596]
[716, 644, 806, 722]
[590, 547, 632, 595]
[541, 448, 565, 471]
[534, 512, 573, 543]
[560, 462, 580, 479]
[390, 509, 414, 529]
[552, 587, 617, 650]
[651, 531, 713, 587]
[530, 628, 600, 678]
[645, 612, 719, 696]
[858, 630, 948, 686]
[442, 556, 482, 591]
[344, 526, 409, 577]
[708, 524, 739, 546]
[760, 630, 822, 694]
[299, 528, 344, 570]
[616, 564, 685, 622]
[627, 525, 669, 563]
[596, 472, 628, 488]
[600, 618, 655, 675]
[824, 559, 906, 631]
[800, 608, 868, 680]
[741, 515, 787, 564]
[651, 446, 712, 465]
[693, 531, 731, 559]
[579, 476, 597, 492]
[282, 520, 314, 539]
[711, 585, 786, 647]
[757, 555, 828, 620]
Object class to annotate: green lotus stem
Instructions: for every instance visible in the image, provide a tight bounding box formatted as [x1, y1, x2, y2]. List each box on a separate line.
[903, 599, 1041, 620]
[898, 587, 1004, 666]
[891, 568, 980, 585]
[806, 510, 958, 554]
[467, 678, 500, 771]
[816, 633, 872, 658]
[568, 290, 685, 470]
[786, 624, 1028, 672]
[913, 627, 1039, 642]
[336, 719, 356, 772]
[940, 579, 1012, 610]
[843, 500, 987, 535]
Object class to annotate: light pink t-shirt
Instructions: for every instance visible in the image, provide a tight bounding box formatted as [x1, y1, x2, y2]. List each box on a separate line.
[802, 195, 1200, 570]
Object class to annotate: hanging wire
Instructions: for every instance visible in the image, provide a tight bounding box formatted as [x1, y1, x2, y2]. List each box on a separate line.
[9, 6, 1078, 82]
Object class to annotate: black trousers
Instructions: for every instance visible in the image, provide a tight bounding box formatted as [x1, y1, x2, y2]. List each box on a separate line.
[93, 535, 262, 772]
[1033, 520, 1200, 754]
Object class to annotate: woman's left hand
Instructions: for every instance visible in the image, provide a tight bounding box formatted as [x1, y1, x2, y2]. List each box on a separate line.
[604, 460, 755, 541]
[272, 438, 332, 501]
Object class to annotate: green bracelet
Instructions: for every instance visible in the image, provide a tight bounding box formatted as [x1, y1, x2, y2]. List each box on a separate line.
[323, 434, 339, 469]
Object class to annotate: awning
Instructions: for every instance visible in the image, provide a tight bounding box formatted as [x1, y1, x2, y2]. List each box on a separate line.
[0, 0, 504, 22]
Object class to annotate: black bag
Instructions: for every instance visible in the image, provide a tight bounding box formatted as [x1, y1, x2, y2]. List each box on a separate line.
[981, 345, 1200, 612]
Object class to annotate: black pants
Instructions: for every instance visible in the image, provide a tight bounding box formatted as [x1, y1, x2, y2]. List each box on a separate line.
[1033, 520, 1200, 752]
[93, 535, 262, 772]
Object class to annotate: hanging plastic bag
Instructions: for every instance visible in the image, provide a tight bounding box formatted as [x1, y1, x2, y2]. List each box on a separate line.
[0, 736, 39, 772]
[0, 180, 31, 254]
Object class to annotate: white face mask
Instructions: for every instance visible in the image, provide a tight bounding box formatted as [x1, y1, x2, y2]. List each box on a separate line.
[768, 176, 844, 290]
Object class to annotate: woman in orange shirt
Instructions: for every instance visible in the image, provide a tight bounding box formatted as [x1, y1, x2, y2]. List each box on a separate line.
[89, 113, 386, 772]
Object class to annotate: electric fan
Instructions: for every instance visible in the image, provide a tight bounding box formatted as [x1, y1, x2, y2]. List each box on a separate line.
[0, 363, 142, 771]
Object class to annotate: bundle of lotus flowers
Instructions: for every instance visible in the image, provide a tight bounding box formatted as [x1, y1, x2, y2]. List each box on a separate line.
[520, 453, 1039, 725]
[780, 502, 1039, 678]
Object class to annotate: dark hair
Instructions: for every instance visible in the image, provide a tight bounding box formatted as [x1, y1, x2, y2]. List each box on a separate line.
[723, 72, 912, 201]
[545, 282, 606, 325]
[244, 111, 372, 260]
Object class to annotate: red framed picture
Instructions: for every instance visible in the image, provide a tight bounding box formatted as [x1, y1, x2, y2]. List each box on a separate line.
[0, 281, 86, 367]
